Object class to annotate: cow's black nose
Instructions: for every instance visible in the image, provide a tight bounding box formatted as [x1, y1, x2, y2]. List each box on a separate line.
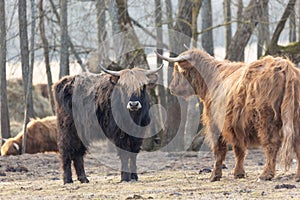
[127, 101, 142, 111]
[130, 102, 138, 107]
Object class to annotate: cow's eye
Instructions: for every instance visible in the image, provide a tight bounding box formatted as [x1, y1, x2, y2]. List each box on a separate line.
[140, 91, 145, 100]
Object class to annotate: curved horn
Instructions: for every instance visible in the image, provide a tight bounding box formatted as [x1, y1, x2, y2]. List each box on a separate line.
[13, 142, 20, 151]
[145, 64, 163, 75]
[183, 44, 190, 50]
[101, 66, 121, 77]
[154, 50, 190, 62]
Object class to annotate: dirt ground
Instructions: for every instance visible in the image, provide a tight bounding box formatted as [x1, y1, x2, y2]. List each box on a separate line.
[0, 148, 300, 200]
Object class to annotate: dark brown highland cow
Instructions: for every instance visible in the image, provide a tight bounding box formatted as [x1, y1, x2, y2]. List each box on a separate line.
[156, 49, 300, 182]
[53, 66, 162, 184]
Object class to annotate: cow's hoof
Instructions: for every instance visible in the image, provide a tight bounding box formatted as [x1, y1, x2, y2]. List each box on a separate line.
[295, 175, 300, 182]
[259, 173, 274, 181]
[121, 172, 131, 182]
[131, 173, 138, 181]
[63, 179, 73, 184]
[210, 176, 221, 182]
[78, 177, 89, 183]
[234, 173, 245, 179]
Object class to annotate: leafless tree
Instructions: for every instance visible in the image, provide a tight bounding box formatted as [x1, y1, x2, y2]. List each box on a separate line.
[155, 0, 166, 107]
[108, 0, 148, 68]
[257, 1, 270, 59]
[163, 0, 201, 151]
[19, 0, 35, 153]
[49, 0, 86, 72]
[226, 0, 269, 61]
[94, 0, 109, 70]
[0, 0, 10, 140]
[18, 0, 34, 120]
[201, 0, 214, 55]
[265, 0, 300, 63]
[298, 0, 300, 40]
[289, 5, 296, 42]
[236, 0, 244, 60]
[59, 0, 69, 78]
[223, 0, 232, 52]
[38, 0, 55, 114]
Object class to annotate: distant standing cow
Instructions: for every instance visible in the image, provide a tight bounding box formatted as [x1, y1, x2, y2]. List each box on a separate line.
[53, 66, 162, 184]
[156, 49, 300, 182]
[1, 116, 58, 156]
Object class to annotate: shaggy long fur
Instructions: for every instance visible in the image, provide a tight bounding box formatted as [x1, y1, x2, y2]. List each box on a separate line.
[53, 69, 158, 184]
[163, 49, 300, 181]
[1, 116, 58, 156]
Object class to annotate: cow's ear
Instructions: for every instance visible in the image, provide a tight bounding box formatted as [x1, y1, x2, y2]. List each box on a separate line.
[147, 74, 158, 88]
[177, 60, 193, 70]
[109, 76, 120, 85]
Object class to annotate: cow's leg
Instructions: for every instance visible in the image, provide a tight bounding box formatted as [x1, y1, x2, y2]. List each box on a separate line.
[129, 153, 138, 181]
[233, 144, 247, 178]
[293, 135, 300, 182]
[73, 156, 89, 183]
[210, 137, 227, 182]
[62, 155, 73, 184]
[259, 140, 280, 181]
[294, 144, 300, 182]
[119, 151, 131, 182]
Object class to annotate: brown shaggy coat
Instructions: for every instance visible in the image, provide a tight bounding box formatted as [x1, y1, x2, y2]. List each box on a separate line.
[158, 49, 300, 181]
[1, 116, 58, 156]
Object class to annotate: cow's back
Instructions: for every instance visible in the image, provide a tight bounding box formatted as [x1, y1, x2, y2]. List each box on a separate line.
[26, 116, 58, 153]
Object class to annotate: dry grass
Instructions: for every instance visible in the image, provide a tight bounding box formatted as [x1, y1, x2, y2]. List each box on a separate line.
[0, 149, 300, 199]
[6, 79, 53, 136]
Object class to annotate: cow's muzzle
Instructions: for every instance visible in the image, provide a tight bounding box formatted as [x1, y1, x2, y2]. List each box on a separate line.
[127, 101, 142, 111]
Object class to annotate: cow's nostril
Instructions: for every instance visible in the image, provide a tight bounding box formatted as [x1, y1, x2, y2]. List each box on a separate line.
[127, 101, 142, 111]
[130, 102, 138, 107]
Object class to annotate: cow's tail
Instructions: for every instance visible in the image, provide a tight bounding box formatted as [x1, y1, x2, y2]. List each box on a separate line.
[52, 75, 75, 114]
[280, 65, 296, 171]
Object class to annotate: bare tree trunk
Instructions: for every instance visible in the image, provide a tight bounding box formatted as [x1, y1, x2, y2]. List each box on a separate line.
[201, 0, 214, 56]
[49, 0, 86, 73]
[38, 0, 55, 114]
[96, 0, 107, 49]
[289, 5, 296, 42]
[94, 0, 109, 71]
[19, 0, 29, 92]
[298, 0, 300, 41]
[59, 0, 69, 78]
[223, 0, 232, 52]
[226, 0, 268, 61]
[257, 1, 269, 59]
[192, 0, 201, 48]
[264, 0, 300, 63]
[236, 0, 244, 60]
[18, 0, 34, 120]
[19, 0, 35, 154]
[270, 0, 296, 47]
[21, 0, 35, 154]
[155, 0, 166, 107]
[163, 0, 201, 151]
[108, 0, 148, 68]
[165, 0, 174, 91]
[0, 0, 10, 140]
[154, 0, 166, 149]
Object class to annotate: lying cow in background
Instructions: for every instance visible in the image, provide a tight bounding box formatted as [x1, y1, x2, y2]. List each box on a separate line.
[1, 116, 58, 156]
[53, 65, 162, 184]
[156, 49, 300, 182]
